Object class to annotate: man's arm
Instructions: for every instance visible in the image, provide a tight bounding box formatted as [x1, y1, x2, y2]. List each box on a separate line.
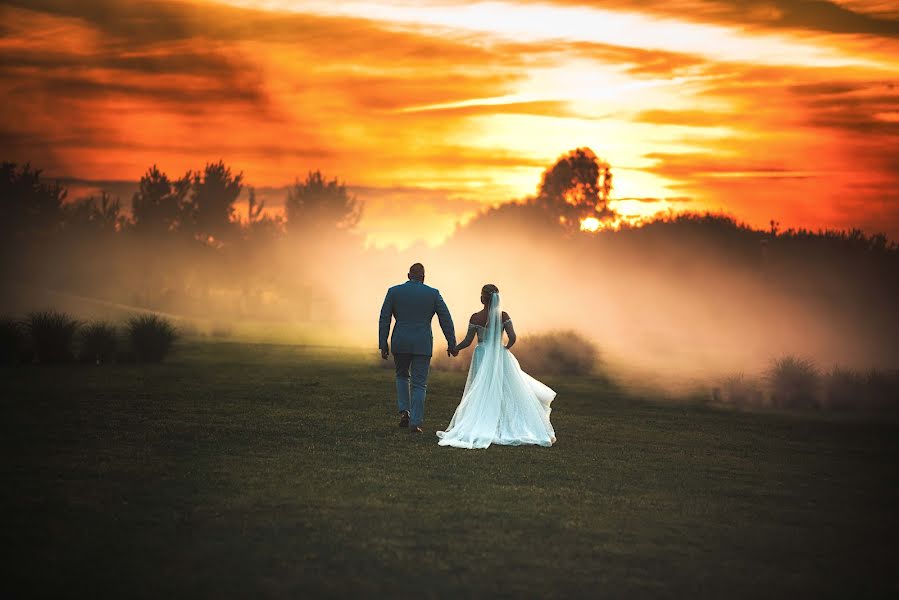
[435, 291, 456, 354]
[378, 288, 394, 359]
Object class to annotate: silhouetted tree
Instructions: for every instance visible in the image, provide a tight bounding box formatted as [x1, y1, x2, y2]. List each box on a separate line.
[185, 160, 243, 245]
[131, 165, 191, 235]
[64, 191, 124, 234]
[452, 148, 615, 241]
[537, 147, 613, 230]
[0, 161, 67, 240]
[247, 187, 263, 224]
[450, 198, 565, 243]
[0, 162, 68, 281]
[285, 171, 361, 237]
[243, 186, 284, 241]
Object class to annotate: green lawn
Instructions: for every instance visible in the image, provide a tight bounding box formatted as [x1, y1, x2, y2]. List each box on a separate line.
[2, 341, 897, 598]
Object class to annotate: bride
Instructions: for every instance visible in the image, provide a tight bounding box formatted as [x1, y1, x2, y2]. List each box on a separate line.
[437, 284, 556, 449]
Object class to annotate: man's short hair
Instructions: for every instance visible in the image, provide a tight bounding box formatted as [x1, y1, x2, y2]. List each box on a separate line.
[408, 263, 425, 280]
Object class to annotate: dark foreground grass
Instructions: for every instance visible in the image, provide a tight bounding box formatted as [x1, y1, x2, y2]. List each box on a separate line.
[2, 341, 897, 599]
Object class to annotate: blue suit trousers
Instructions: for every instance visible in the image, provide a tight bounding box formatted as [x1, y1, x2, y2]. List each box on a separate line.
[393, 353, 430, 427]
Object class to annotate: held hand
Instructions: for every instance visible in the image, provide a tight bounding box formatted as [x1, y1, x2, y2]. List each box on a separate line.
[451, 346, 459, 357]
[381, 348, 389, 360]
[447, 345, 454, 357]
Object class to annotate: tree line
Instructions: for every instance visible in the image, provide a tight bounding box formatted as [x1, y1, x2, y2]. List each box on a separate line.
[0, 160, 361, 248]
[1, 148, 896, 327]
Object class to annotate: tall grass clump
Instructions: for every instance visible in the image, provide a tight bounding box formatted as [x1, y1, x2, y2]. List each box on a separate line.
[822, 366, 863, 410]
[79, 322, 118, 364]
[428, 330, 599, 376]
[127, 314, 177, 362]
[515, 330, 599, 376]
[823, 367, 899, 412]
[26, 311, 79, 364]
[0, 316, 24, 364]
[863, 369, 899, 411]
[719, 373, 766, 406]
[766, 355, 820, 409]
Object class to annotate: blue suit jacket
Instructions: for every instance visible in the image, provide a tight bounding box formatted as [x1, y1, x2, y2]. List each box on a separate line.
[379, 280, 456, 356]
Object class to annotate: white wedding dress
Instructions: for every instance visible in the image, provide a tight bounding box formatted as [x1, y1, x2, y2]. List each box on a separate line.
[437, 293, 556, 449]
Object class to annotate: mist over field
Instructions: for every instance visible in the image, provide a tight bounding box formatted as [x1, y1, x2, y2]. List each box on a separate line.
[3, 151, 897, 399]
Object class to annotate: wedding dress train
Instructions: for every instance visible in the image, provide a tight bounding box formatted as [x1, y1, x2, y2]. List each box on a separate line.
[436, 293, 556, 449]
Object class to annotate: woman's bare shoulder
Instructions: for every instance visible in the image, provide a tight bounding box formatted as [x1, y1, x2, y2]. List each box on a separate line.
[470, 310, 488, 326]
[501, 311, 511, 322]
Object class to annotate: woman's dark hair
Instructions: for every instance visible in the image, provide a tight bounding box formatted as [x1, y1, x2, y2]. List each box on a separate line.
[481, 284, 499, 303]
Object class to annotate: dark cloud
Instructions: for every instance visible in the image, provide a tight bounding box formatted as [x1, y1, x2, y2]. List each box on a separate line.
[809, 112, 899, 136]
[779, 78, 899, 138]
[789, 82, 868, 96]
[0, 1, 517, 65]
[13, 0, 185, 42]
[0, 45, 244, 79]
[0, 3, 274, 127]
[714, 0, 899, 36]
[6, 72, 266, 107]
[6, 0, 899, 43]
[0, 0, 530, 168]
[556, 0, 899, 37]
[643, 153, 808, 178]
[0, 0, 529, 119]
[0, 128, 69, 176]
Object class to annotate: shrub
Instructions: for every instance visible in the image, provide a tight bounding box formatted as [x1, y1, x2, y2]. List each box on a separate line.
[26, 311, 79, 364]
[822, 366, 863, 410]
[79, 322, 118, 364]
[719, 373, 766, 406]
[766, 355, 820, 409]
[127, 314, 177, 362]
[824, 368, 899, 412]
[0, 316, 24, 364]
[429, 330, 599, 376]
[430, 348, 470, 373]
[864, 369, 899, 411]
[514, 330, 599, 376]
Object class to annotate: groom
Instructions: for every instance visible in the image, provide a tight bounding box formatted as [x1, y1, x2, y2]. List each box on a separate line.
[379, 263, 456, 433]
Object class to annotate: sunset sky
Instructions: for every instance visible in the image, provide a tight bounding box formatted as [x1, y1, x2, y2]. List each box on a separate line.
[2, 0, 898, 246]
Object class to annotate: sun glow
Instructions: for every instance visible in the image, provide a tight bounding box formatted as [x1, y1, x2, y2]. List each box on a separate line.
[580, 198, 675, 233]
[580, 217, 601, 232]
[579, 215, 643, 233]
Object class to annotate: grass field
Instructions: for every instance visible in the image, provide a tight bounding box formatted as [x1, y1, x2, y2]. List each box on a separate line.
[3, 340, 897, 598]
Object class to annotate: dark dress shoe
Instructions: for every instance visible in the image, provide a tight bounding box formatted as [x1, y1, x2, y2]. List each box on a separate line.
[410, 426, 423, 434]
[399, 411, 410, 428]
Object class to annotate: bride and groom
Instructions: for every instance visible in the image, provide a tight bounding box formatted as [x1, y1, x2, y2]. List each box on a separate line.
[378, 263, 556, 449]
